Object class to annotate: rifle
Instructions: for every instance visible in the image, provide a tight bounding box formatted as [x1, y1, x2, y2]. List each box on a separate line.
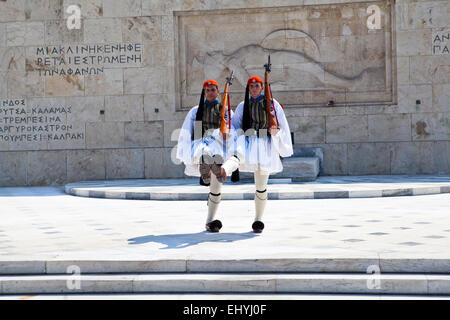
[219, 70, 234, 140]
[264, 55, 279, 130]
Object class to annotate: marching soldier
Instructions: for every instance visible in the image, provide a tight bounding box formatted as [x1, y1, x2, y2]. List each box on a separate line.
[176, 79, 240, 233]
[232, 72, 293, 233]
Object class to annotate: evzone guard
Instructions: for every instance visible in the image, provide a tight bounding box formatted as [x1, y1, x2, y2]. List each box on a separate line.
[231, 56, 294, 233]
[176, 75, 240, 233]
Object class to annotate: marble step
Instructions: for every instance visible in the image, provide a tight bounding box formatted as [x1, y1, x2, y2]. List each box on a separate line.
[1, 273, 449, 295]
[234, 157, 320, 182]
[1, 258, 450, 275]
[2, 293, 450, 300]
[64, 174, 450, 200]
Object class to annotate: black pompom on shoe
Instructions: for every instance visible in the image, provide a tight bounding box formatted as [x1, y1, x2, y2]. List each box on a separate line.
[206, 220, 222, 233]
[252, 221, 264, 233]
[231, 169, 239, 183]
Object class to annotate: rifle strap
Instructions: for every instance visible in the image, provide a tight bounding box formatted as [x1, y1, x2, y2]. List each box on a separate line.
[268, 84, 279, 127]
[227, 93, 231, 129]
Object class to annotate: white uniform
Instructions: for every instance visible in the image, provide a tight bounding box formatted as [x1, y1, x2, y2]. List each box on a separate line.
[176, 105, 235, 177]
[230, 95, 293, 226]
[231, 98, 293, 173]
[176, 102, 239, 226]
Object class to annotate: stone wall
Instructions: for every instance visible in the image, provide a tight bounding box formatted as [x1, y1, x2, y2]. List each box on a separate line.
[0, 0, 449, 186]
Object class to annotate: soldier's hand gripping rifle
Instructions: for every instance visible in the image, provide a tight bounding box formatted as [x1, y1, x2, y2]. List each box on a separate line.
[264, 55, 280, 132]
[219, 70, 234, 140]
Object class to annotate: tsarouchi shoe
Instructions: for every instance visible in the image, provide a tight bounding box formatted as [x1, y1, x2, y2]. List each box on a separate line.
[252, 221, 264, 233]
[211, 163, 226, 183]
[199, 162, 211, 184]
[205, 219, 222, 233]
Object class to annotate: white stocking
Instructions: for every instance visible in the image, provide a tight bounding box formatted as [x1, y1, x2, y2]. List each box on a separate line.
[254, 167, 269, 222]
[206, 173, 222, 224]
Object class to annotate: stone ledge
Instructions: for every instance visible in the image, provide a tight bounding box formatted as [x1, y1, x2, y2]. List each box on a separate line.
[239, 156, 320, 181]
[64, 175, 450, 200]
[1, 273, 449, 295]
[2, 258, 449, 275]
[274, 157, 320, 180]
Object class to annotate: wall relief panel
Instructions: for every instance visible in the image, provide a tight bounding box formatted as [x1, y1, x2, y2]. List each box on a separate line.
[175, 0, 394, 109]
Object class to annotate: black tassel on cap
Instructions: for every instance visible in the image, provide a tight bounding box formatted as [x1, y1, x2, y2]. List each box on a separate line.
[192, 88, 205, 141]
[242, 84, 251, 133]
[196, 88, 205, 122]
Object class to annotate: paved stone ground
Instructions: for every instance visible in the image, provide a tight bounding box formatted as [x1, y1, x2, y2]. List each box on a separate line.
[1, 177, 450, 261]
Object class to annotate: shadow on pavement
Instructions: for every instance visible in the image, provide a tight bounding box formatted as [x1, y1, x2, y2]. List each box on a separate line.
[128, 231, 259, 249]
[0, 186, 66, 197]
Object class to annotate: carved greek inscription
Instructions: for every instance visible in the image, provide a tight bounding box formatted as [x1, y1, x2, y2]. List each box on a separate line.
[33, 43, 142, 76]
[0, 99, 83, 143]
[432, 30, 450, 55]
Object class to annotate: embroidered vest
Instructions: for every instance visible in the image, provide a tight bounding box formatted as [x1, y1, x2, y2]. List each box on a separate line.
[243, 95, 270, 137]
[249, 99, 269, 131]
[201, 101, 223, 135]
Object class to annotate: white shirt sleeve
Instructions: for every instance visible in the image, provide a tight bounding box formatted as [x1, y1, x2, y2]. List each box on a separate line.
[231, 102, 244, 131]
[271, 99, 294, 158]
[176, 106, 198, 164]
